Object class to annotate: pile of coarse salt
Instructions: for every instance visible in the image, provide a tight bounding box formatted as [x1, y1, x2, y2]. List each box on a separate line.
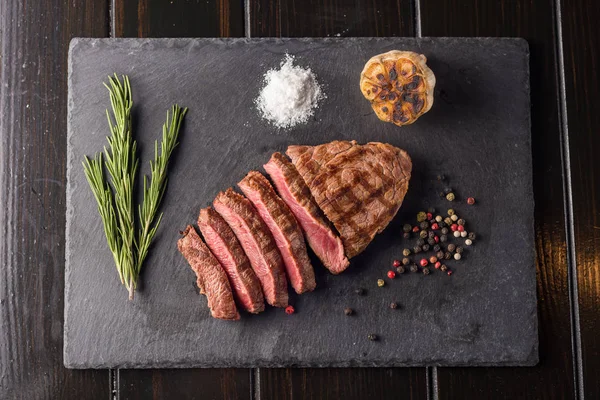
[256, 54, 325, 129]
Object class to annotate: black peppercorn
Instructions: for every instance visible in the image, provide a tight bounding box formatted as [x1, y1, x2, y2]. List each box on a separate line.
[457, 218, 465, 226]
[403, 224, 412, 233]
[428, 230, 435, 239]
[433, 244, 441, 252]
[440, 264, 448, 272]
[438, 221, 446, 228]
[437, 250, 445, 259]
[468, 232, 476, 240]
[444, 251, 452, 260]
[396, 266, 405, 274]
[441, 227, 449, 235]
[456, 246, 464, 254]
[444, 187, 453, 195]
[417, 238, 425, 246]
[413, 246, 422, 254]
[440, 234, 448, 243]
[390, 302, 398, 309]
[403, 232, 410, 239]
[368, 333, 378, 341]
[447, 243, 456, 252]
[409, 264, 419, 273]
[423, 267, 430, 275]
[344, 308, 353, 316]
[420, 221, 429, 230]
[429, 219, 436, 225]
[427, 237, 436, 246]
[402, 257, 410, 266]
[422, 244, 430, 252]
[355, 288, 365, 296]
[419, 230, 428, 239]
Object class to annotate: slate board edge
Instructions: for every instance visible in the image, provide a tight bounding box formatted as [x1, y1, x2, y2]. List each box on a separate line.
[64, 37, 537, 369]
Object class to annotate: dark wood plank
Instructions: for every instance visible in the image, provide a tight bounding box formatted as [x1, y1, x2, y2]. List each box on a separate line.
[0, 0, 110, 399]
[111, 1, 250, 398]
[419, 0, 575, 398]
[113, 0, 244, 38]
[248, 1, 426, 399]
[560, 0, 600, 397]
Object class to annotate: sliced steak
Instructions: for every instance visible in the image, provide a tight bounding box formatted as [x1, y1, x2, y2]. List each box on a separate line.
[213, 188, 288, 307]
[264, 152, 349, 274]
[198, 207, 265, 313]
[238, 171, 316, 293]
[177, 225, 240, 320]
[287, 141, 412, 258]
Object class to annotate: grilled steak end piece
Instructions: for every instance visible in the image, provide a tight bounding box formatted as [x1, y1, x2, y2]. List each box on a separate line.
[177, 225, 240, 321]
[213, 188, 288, 307]
[198, 207, 265, 314]
[238, 170, 316, 294]
[264, 152, 349, 274]
[287, 141, 412, 258]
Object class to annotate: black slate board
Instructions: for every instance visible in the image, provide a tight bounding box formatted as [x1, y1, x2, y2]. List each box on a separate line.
[65, 37, 537, 368]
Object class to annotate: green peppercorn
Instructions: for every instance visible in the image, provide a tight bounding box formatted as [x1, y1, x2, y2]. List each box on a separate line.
[403, 232, 411, 239]
[403, 224, 412, 233]
[446, 192, 456, 201]
[419, 230, 428, 239]
[390, 302, 398, 309]
[444, 217, 453, 226]
[444, 187, 453, 195]
[440, 234, 448, 243]
[416, 238, 425, 246]
[444, 252, 452, 260]
[447, 243, 456, 252]
[456, 246, 464, 254]
[440, 264, 448, 272]
[427, 237, 435, 246]
[396, 266, 405, 274]
[368, 333, 378, 341]
[417, 211, 427, 222]
[447, 209, 455, 216]
[457, 218, 465, 226]
[402, 257, 410, 266]
[413, 246, 422, 254]
[402, 248, 411, 256]
[409, 264, 418, 273]
[437, 251, 445, 259]
[420, 221, 429, 230]
[422, 244, 430, 252]
[441, 227, 449, 235]
[377, 279, 385, 287]
[422, 267, 430, 275]
[433, 244, 441, 252]
[344, 307, 354, 316]
[468, 232, 476, 240]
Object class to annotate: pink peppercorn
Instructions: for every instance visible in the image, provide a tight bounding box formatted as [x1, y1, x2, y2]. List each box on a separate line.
[457, 225, 465, 232]
[420, 258, 428, 267]
[467, 197, 476, 205]
[451, 224, 459, 232]
[393, 259, 401, 267]
[426, 212, 433, 220]
[285, 306, 295, 314]
[447, 270, 453, 276]
[434, 235, 440, 243]
[431, 223, 439, 230]
[412, 226, 420, 233]
[435, 261, 441, 269]
[387, 270, 396, 279]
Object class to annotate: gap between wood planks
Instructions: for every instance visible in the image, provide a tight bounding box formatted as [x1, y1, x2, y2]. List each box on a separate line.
[554, 0, 584, 398]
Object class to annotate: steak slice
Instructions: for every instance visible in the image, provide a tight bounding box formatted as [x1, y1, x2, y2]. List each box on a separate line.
[177, 225, 240, 320]
[264, 152, 349, 274]
[198, 207, 265, 313]
[238, 171, 316, 294]
[287, 141, 412, 258]
[213, 188, 288, 307]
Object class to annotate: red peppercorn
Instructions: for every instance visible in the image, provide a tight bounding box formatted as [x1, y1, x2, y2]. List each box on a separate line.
[434, 235, 440, 243]
[447, 270, 453, 276]
[467, 197, 476, 205]
[435, 261, 441, 269]
[412, 226, 420, 233]
[457, 225, 465, 232]
[431, 223, 439, 230]
[420, 258, 428, 267]
[285, 305, 295, 314]
[387, 270, 396, 279]
[426, 212, 433, 220]
[451, 224, 458, 232]
[393, 259, 401, 267]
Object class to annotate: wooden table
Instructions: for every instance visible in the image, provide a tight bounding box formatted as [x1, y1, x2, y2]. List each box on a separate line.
[1, 0, 597, 398]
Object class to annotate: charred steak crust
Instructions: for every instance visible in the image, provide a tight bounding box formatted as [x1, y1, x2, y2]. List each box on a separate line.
[238, 171, 316, 294]
[287, 141, 412, 258]
[213, 188, 289, 307]
[198, 207, 265, 313]
[177, 225, 240, 321]
[264, 153, 349, 274]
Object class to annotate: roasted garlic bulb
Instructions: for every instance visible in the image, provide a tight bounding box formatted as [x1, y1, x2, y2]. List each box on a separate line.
[360, 50, 436, 126]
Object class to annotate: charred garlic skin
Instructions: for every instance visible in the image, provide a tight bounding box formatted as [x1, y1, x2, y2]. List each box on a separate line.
[360, 50, 436, 126]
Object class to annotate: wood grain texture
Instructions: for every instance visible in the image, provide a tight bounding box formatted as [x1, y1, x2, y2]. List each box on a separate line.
[111, 1, 251, 398]
[560, 0, 600, 397]
[0, 0, 110, 398]
[249, 0, 414, 37]
[248, 1, 426, 398]
[420, 0, 575, 398]
[113, 0, 244, 38]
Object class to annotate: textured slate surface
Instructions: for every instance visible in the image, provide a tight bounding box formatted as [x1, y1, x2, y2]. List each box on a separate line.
[65, 37, 536, 368]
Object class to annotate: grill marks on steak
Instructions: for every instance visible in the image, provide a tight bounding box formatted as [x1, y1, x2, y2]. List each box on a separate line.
[287, 140, 412, 258]
[264, 152, 349, 274]
[238, 171, 316, 293]
[198, 207, 265, 313]
[177, 225, 240, 320]
[213, 188, 288, 307]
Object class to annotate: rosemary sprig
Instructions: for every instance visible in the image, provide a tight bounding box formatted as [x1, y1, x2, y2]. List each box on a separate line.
[135, 105, 188, 294]
[82, 74, 187, 300]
